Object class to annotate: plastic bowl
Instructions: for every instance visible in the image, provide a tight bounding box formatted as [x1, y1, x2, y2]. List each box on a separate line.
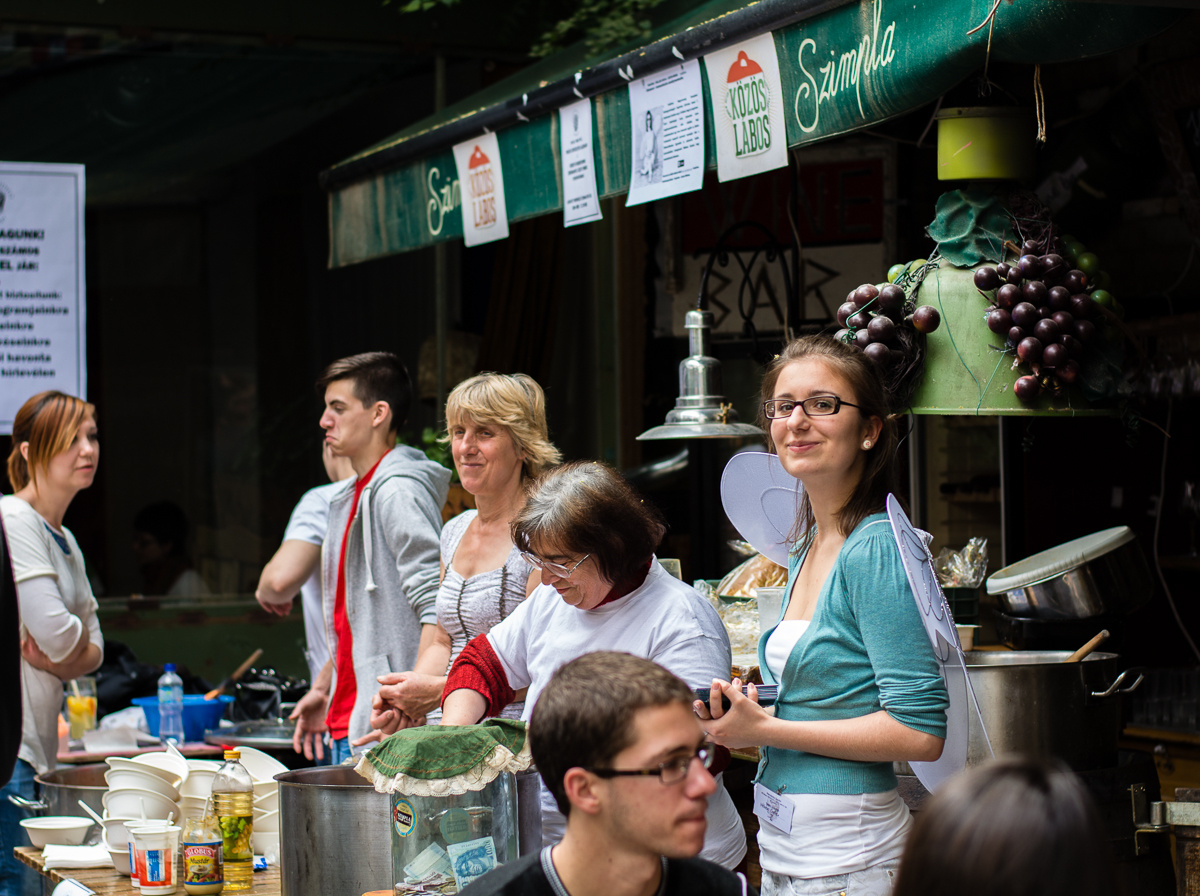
[252, 830, 279, 861]
[104, 836, 133, 875]
[252, 790, 278, 812]
[21, 817, 92, 848]
[134, 695, 233, 743]
[179, 769, 217, 800]
[232, 747, 288, 784]
[104, 768, 181, 801]
[102, 787, 178, 821]
[252, 808, 279, 832]
[100, 817, 137, 850]
[131, 750, 189, 786]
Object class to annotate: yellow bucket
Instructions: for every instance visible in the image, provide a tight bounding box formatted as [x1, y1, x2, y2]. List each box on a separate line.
[935, 107, 1034, 181]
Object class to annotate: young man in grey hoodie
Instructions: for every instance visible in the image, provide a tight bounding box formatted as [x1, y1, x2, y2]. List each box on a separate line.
[289, 352, 449, 764]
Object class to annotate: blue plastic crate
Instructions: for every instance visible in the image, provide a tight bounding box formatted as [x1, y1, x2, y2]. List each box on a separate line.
[134, 695, 233, 742]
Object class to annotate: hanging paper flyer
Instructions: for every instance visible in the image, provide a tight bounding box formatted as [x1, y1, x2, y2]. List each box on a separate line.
[559, 98, 603, 227]
[452, 133, 510, 247]
[704, 33, 789, 182]
[0, 162, 86, 434]
[625, 59, 705, 207]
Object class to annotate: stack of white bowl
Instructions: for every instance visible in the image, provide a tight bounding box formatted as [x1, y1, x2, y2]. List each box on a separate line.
[236, 746, 287, 860]
[101, 744, 189, 874]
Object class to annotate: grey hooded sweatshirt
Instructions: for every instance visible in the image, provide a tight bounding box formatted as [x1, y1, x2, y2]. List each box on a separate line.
[321, 445, 450, 743]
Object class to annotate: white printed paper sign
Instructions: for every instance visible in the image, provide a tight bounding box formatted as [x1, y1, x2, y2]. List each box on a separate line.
[626, 60, 706, 207]
[559, 98, 603, 227]
[704, 34, 788, 182]
[0, 162, 87, 434]
[453, 133, 509, 247]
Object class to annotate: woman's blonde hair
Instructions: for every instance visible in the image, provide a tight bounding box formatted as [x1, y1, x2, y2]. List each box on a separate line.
[444, 373, 561, 478]
[7, 391, 96, 491]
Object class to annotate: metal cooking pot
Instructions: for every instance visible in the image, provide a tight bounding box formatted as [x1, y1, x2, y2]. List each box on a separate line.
[7, 763, 107, 843]
[986, 527, 1152, 619]
[899, 651, 1142, 775]
[277, 765, 392, 896]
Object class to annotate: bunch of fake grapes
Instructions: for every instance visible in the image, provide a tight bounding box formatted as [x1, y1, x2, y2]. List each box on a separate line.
[973, 237, 1118, 402]
[833, 281, 942, 367]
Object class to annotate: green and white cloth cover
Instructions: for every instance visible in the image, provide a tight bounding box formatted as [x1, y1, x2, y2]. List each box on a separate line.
[355, 719, 532, 796]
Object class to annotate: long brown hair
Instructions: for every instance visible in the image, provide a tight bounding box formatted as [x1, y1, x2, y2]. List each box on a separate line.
[758, 336, 898, 550]
[7, 391, 96, 491]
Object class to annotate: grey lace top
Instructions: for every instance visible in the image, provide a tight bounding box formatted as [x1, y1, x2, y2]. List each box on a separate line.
[432, 509, 532, 721]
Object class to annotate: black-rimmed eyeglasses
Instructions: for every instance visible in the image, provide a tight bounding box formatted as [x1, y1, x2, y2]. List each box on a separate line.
[763, 395, 861, 419]
[585, 742, 714, 785]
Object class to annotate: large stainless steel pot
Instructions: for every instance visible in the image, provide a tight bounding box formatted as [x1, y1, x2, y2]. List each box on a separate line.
[277, 766, 392, 896]
[898, 651, 1143, 775]
[986, 527, 1151, 619]
[7, 763, 107, 843]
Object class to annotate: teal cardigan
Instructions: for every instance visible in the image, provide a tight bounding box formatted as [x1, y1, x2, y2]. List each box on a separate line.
[756, 513, 948, 795]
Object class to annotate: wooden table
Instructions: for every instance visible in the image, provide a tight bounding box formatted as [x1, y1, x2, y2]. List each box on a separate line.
[15, 847, 281, 896]
[57, 743, 223, 765]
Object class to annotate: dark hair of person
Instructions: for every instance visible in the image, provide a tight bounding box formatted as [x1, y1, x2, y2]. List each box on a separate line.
[757, 335, 898, 547]
[316, 352, 412, 434]
[511, 461, 667, 586]
[133, 501, 189, 557]
[7, 391, 96, 491]
[892, 757, 1117, 896]
[530, 651, 694, 816]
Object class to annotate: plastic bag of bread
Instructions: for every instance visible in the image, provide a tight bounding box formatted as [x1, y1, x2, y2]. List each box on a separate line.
[717, 551, 787, 597]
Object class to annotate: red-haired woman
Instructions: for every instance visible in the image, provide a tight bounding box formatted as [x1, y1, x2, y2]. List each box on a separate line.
[1, 391, 104, 896]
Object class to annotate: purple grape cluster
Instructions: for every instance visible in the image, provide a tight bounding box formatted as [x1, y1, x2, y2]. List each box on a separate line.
[833, 282, 940, 368]
[973, 239, 1104, 403]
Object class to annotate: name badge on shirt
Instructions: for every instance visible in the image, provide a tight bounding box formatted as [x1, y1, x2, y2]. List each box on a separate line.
[753, 782, 795, 835]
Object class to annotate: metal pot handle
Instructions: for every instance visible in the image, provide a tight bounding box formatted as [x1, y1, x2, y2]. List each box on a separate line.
[7, 795, 47, 811]
[1091, 668, 1145, 699]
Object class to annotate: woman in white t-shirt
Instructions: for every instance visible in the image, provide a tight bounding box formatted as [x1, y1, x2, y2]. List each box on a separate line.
[433, 461, 747, 870]
[1, 391, 104, 896]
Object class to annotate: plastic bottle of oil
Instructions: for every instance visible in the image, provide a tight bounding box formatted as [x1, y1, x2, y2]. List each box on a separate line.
[211, 749, 254, 891]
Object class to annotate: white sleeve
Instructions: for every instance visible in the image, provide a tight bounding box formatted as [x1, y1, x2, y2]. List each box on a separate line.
[3, 505, 57, 583]
[649, 597, 733, 690]
[485, 589, 542, 690]
[283, 485, 339, 546]
[18, 574, 85, 663]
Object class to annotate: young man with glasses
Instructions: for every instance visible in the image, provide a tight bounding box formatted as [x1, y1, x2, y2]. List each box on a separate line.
[460, 652, 755, 896]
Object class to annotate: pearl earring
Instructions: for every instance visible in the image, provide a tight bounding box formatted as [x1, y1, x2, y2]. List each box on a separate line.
[862, 439, 873, 450]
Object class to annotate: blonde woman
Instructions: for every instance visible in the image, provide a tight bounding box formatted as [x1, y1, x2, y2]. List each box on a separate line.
[362, 373, 560, 737]
[2, 392, 104, 896]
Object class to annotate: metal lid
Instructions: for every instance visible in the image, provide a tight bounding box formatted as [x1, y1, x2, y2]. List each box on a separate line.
[986, 527, 1136, 594]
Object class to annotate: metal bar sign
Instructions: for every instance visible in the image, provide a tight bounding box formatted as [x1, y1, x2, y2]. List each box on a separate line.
[0, 162, 86, 434]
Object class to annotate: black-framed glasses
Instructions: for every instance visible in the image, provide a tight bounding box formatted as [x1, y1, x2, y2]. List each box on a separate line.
[585, 742, 715, 785]
[763, 395, 861, 419]
[520, 551, 591, 579]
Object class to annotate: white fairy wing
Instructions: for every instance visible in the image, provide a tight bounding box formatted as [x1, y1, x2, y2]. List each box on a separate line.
[719, 451, 805, 567]
[886, 493, 992, 791]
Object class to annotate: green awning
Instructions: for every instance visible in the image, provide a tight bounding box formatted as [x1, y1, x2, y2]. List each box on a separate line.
[323, 0, 1179, 267]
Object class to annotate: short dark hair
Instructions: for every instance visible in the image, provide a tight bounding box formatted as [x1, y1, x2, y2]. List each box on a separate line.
[893, 757, 1116, 896]
[530, 652, 694, 816]
[133, 501, 189, 556]
[316, 352, 412, 434]
[758, 335, 896, 546]
[511, 461, 667, 585]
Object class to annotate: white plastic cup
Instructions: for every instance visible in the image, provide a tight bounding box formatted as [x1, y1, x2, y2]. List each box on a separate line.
[756, 587, 785, 636]
[133, 824, 181, 895]
[125, 821, 172, 888]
